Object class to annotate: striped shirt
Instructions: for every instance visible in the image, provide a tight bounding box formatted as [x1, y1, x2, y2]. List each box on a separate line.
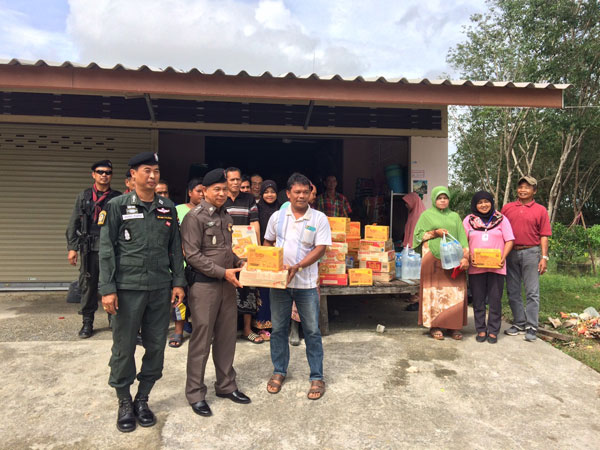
[224, 192, 259, 225]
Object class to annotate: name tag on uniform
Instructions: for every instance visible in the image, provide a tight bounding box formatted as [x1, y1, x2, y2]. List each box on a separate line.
[123, 213, 144, 220]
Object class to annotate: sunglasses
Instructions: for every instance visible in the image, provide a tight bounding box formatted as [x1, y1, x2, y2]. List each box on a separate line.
[95, 170, 113, 175]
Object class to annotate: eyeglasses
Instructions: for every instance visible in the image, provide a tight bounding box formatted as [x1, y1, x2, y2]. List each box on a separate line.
[95, 170, 113, 175]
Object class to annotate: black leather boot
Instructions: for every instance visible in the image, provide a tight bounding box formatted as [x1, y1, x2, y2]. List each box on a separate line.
[116, 397, 136, 433]
[78, 319, 93, 338]
[133, 394, 156, 427]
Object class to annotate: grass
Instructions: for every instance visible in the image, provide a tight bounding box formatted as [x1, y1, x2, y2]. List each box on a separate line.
[501, 271, 600, 373]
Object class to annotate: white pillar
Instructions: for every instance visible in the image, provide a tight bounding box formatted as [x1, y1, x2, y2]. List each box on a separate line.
[409, 136, 448, 206]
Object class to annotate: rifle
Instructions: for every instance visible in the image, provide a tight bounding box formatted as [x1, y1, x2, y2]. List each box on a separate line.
[76, 196, 94, 292]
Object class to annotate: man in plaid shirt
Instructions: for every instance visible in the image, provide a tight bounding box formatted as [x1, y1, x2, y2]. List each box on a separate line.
[316, 175, 352, 217]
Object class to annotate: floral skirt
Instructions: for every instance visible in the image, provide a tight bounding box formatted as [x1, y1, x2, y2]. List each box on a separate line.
[236, 286, 259, 315]
[418, 247, 467, 330]
[253, 287, 272, 329]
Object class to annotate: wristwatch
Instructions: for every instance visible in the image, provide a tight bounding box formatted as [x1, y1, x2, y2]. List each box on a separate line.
[295, 265, 303, 272]
[542, 255, 549, 261]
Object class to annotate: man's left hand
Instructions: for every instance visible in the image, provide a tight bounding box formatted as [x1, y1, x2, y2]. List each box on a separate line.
[171, 287, 185, 307]
[285, 265, 299, 284]
[538, 258, 547, 275]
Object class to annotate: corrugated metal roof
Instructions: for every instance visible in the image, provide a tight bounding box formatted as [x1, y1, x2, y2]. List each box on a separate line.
[0, 58, 571, 90]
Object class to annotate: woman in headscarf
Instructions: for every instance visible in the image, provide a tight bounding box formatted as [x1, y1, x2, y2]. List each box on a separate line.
[413, 186, 469, 340]
[253, 180, 281, 340]
[463, 191, 514, 344]
[402, 192, 427, 248]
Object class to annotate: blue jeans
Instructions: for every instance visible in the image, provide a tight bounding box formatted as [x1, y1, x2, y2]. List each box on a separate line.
[269, 287, 323, 381]
[506, 246, 541, 330]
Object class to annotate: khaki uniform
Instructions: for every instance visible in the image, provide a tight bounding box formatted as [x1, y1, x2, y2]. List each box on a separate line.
[180, 199, 242, 403]
[99, 191, 186, 398]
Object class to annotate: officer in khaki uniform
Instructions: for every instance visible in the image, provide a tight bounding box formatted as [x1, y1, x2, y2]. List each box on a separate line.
[99, 152, 186, 433]
[180, 168, 251, 417]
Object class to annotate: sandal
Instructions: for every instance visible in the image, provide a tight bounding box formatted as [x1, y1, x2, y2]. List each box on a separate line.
[266, 374, 285, 394]
[244, 332, 264, 344]
[258, 330, 271, 341]
[168, 333, 184, 348]
[450, 330, 463, 340]
[430, 328, 444, 340]
[307, 380, 325, 400]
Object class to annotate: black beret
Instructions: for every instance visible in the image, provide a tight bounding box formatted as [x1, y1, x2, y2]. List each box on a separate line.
[128, 152, 159, 167]
[203, 168, 226, 187]
[91, 160, 112, 170]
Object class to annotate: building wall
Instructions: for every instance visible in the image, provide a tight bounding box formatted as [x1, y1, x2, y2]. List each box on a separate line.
[409, 136, 449, 206]
[158, 132, 205, 204]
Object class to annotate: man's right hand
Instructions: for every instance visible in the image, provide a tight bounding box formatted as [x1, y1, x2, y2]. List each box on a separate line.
[68, 250, 78, 266]
[102, 293, 119, 315]
[225, 268, 243, 288]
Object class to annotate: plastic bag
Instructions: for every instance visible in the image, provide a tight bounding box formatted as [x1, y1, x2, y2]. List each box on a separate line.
[440, 233, 462, 269]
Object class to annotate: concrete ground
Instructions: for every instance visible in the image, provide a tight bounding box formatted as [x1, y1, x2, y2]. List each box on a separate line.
[0, 292, 599, 450]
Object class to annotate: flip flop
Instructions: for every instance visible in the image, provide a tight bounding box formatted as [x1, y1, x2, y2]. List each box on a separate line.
[244, 332, 264, 344]
[430, 328, 444, 340]
[267, 374, 285, 394]
[168, 333, 184, 348]
[258, 330, 271, 341]
[307, 380, 325, 400]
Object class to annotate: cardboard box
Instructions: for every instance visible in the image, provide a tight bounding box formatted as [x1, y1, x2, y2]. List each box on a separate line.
[231, 225, 258, 258]
[318, 262, 347, 275]
[329, 242, 348, 253]
[364, 225, 390, 241]
[359, 259, 395, 273]
[347, 238, 360, 251]
[319, 274, 348, 286]
[246, 245, 284, 272]
[331, 232, 347, 243]
[239, 268, 288, 289]
[357, 250, 395, 262]
[348, 268, 373, 286]
[321, 252, 347, 264]
[348, 222, 361, 238]
[359, 239, 394, 253]
[327, 217, 350, 233]
[472, 248, 502, 268]
[372, 271, 395, 282]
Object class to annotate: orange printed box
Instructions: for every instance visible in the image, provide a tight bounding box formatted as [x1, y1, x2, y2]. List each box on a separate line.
[239, 268, 288, 289]
[348, 222, 361, 238]
[331, 232, 347, 243]
[318, 262, 347, 275]
[348, 268, 373, 286]
[364, 225, 390, 241]
[321, 249, 347, 263]
[246, 245, 284, 272]
[357, 250, 395, 262]
[472, 248, 502, 268]
[359, 239, 394, 253]
[347, 238, 360, 251]
[231, 225, 258, 258]
[319, 274, 348, 286]
[372, 271, 395, 282]
[327, 217, 350, 233]
[359, 260, 395, 273]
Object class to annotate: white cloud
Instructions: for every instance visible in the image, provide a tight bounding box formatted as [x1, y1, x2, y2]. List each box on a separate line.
[0, 7, 76, 62]
[0, 0, 487, 78]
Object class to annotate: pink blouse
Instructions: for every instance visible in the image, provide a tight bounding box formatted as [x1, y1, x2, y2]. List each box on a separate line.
[463, 215, 515, 275]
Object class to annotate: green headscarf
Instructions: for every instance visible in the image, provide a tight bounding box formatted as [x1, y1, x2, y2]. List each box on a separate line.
[412, 186, 468, 259]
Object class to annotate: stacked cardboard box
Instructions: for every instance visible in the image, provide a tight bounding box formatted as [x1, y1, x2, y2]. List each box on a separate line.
[231, 225, 258, 258]
[319, 239, 349, 286]
[348, 268, 373, 286]
[358, 225, 396, 282]
[346, 221, 361, 266]
[242, 245, 288, 288]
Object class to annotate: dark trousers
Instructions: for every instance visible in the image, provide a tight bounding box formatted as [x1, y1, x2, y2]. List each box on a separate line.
[186, 281, 238, 404]
[469, 272, 505, 335]
[79, 251, 100, 320]
[108, 287, 171, 398]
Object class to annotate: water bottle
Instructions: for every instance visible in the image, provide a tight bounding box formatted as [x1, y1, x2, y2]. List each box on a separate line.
[415, 253, 422, 278]
[402, 249, 415, 280]
[440, 238, 453, 269]
[395, 252, 402, 279]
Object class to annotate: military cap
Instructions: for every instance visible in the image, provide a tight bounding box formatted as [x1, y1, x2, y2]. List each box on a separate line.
[518, 175, 537, 186]
[128, 152, 159, 168]
[203, 168, 227, 187]
[91, 159, 113, 170]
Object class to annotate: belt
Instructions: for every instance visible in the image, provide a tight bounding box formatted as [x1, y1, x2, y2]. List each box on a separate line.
[185, 265, 219, 284]
[514, 245, 539, 251]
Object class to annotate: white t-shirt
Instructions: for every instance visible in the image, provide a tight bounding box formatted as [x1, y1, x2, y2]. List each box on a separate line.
[265, 205, 332, 289]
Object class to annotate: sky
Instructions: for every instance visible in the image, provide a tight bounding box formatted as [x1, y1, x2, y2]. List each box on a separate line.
[0, 0, 488, 79]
